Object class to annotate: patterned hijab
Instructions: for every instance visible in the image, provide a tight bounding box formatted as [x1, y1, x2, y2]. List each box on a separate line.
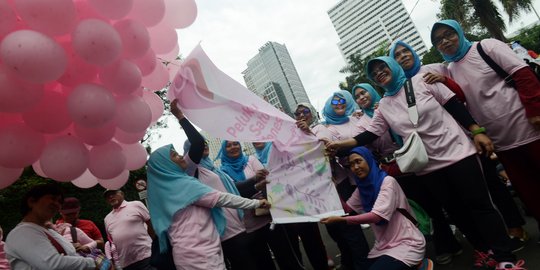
[217, 140, 249, 181]
[322, 90, 358, 125]
[147, 144, 225, 253]
[431, 19, 472, 62]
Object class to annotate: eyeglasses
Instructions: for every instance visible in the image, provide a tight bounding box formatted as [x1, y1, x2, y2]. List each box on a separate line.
[369, 63, 387, 78]
[331, 98, 346, 105]
[294, 108, 311, 117]
[433, 30, 457, 46]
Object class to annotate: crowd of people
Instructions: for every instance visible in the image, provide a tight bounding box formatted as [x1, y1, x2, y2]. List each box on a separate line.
[1, 19, 540, 270]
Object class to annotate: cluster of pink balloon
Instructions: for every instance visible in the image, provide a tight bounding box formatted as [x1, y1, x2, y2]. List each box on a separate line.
[0, 0, 197, 189]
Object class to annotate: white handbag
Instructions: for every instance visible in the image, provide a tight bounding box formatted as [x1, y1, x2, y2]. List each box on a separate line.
[393, 79, 428, 173]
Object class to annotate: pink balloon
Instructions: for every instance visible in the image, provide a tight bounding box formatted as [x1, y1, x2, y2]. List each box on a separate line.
[71, 169, 98, 188]
[88, 141, 126, 179]
[15, 0, 77, 36]
[40, 135, 89, 182]
[115, 95, 152, 133]
[141, 62, 169, 91]
[164, 0, 197, 29]
[0, 112, 23, 128]
[99, 60, 142, 96]
[0, 30, 67, 83]
[148, 21, 177, 55]
[128, 0, 165, 27]
[32, 160, 47, 178]
[120, 142, 147, 170]
[156, 43, 179, 62]
[113, 128, 145, 144]
[98, 170, 129, 190]
[58, 43, 98, 87]
[0, 68, 44, 113]
[88, 0, 133, 19]
[0, 0, 17, 38]
[141, 91, 164, 124]
[74, 0, 107, 20]
[114, 19, 150, 59]
[133, 48, 157, 76]
[22, 90, 72, 134]
[72, 19, 122, 66]
[0, 166, 23, 189]
[0, 123, 45, 168]
[68, 83, 116, 128]
[74, 121, 116, 146]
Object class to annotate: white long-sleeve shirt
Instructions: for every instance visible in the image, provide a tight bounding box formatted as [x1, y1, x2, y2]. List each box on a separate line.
[5, 222, 95, 270]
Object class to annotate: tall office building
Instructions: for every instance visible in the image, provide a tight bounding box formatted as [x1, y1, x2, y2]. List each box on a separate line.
[328, 0, 428, 60]
[242, 41, 311, 115]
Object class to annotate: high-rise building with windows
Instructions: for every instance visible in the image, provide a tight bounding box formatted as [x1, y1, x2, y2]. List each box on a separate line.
[242, 41, 311, 115]
[328, 0, 428, 60]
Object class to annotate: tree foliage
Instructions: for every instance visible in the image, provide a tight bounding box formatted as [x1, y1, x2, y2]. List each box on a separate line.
[510, 24, 540, 53]
[438, 0, 533, 42]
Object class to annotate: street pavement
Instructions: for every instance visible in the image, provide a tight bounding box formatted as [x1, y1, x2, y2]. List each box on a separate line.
[294, 215, 539, 270]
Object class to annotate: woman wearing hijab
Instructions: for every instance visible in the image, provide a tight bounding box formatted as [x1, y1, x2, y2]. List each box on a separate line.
[170, 102, 260, 270]
[326, 56, 526, 269]
[391, 39, 529, 258]
[252, 142, 272, 167]
[431, 19, 540, 247]
[147, 101, 270, 270]
[314, 95, 371, 270]
[218, 141, 304, 270]
[321, 147, 426, 270]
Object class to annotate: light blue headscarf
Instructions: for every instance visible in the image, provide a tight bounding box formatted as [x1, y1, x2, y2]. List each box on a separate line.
[367, 56, 407, 97]
[349, 147, 387, 225]
[147, 144, 226, 253]
[322, 90, 358, 125]
[351, 83, 404, 146]
[217, 141, 249, 182]
[431, 19, 472, 62]
[183, 139, 244, 219]
[254, 142, 272, 166]
[389, 40, 421, 78]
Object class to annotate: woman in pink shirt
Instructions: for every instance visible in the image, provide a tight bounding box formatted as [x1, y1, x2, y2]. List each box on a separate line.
[326, 56, 525, 269]
[431, 20, 540, 245]
[322, 146, 425, 269]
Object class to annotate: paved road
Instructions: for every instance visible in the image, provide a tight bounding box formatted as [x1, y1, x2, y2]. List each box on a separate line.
[294, 215, 539, 270]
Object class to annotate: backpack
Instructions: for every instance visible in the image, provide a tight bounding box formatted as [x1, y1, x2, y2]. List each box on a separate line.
[398, 199, 432, 236]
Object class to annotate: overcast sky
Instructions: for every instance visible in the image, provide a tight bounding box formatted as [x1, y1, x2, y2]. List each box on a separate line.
[152, 0, 540, 150]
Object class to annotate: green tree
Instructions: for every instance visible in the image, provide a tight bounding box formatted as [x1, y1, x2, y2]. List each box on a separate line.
[339, 41, 389, 91]
[510, 24, 540, 52]
[438, 0, 533, 42]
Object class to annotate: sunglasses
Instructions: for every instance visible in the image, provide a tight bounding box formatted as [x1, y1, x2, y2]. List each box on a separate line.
[294, 108, 311, 117]
[331, 98, 346, 105]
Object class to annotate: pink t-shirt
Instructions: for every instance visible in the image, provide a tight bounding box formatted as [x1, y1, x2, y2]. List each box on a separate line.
[347, 177, 425, 266]
[358, 115, 399, 157]
[184, 155, 246, 241]
[440, 39, 540, 151]
[327, 119, 363, 186]
[242, 156, 272, 233]
[367, 76, 476, 175]
[55, 223, 97, 249]
[104, 201, 152, 268]
[168, 191, 225, 270]
[311, 124, 333, 140]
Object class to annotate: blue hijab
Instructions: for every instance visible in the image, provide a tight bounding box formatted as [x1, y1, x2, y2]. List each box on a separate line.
[322, 90, 358, 125]
[349, 146, 387, 213]
[431, 19, 472, 62]
[183, 139, 244, 219]
[389, 40, 421, 78]
[367, 56, 407, 97]
[217, 141, 249, 181]
[147, 144, 226, 253]
[254, 142, 272, 166]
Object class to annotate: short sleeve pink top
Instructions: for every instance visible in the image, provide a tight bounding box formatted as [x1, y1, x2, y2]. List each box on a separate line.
[242, 156, 272, 233]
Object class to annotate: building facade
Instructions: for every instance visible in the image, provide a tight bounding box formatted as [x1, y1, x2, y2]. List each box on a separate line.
[328, 0, 428, 60]
[242, 41, 311, 115]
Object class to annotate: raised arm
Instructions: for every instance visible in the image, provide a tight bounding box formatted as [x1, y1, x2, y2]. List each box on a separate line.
[171, 99, 205, 164]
